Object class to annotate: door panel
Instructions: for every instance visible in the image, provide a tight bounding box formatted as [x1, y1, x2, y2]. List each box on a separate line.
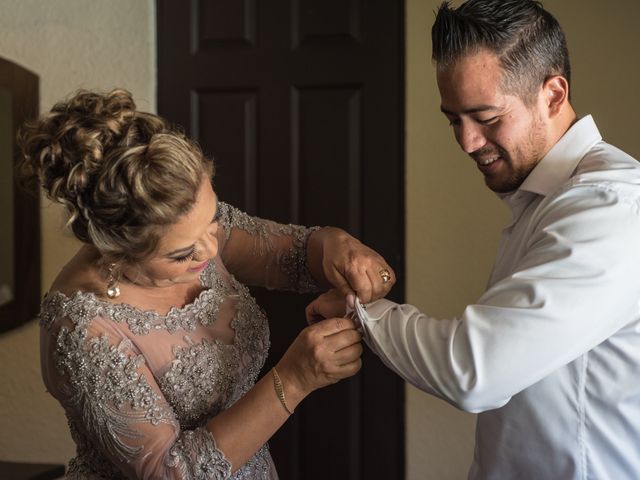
[193, 89, 258, 209]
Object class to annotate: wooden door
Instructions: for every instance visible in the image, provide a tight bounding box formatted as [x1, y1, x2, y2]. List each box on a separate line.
[157, 2, 404, 478]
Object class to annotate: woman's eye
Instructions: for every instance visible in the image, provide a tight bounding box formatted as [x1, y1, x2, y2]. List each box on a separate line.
[173, 252, 194, 263]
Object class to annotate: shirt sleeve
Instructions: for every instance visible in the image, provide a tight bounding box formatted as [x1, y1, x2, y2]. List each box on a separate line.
[215, 201, 320, 293]
[41, 314, 233, 480]
[359, 184, 640, 413]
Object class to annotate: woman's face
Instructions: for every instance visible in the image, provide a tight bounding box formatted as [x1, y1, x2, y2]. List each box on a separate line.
[125, 174, 220, 288]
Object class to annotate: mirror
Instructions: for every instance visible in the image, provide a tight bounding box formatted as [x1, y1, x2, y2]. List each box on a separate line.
[0, 88, 14, 307]
[0, 57, 40, 333]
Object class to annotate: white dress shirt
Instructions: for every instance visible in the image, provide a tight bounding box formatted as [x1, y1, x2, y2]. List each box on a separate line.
[358, 116, 640, 479]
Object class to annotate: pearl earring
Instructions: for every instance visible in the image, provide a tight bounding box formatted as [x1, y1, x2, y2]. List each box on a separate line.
[106, 263, 121, 299]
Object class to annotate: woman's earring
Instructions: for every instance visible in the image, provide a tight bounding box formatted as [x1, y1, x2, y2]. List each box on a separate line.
[106, 263, 121, 299]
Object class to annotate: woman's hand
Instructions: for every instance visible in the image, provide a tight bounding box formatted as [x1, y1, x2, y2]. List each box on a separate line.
[308, 227, 395, 303]
[305, 289, 349, 325]
[276, 316, 362, 401]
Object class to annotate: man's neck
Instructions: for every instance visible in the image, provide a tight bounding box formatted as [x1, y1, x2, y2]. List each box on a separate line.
[549, 104, 578, 150]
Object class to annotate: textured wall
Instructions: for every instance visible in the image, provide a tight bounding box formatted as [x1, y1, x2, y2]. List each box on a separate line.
[0, 0, 155, 465]
[405, 1, 640, 479]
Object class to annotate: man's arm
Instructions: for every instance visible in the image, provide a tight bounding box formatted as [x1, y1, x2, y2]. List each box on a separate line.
[359, 184, 640, 412]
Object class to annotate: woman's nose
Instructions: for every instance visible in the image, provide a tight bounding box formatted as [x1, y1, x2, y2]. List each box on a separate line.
[194, 231, 219, 261]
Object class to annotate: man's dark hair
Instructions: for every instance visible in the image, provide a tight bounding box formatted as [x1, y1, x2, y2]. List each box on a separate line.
[432, 0, 571, 104]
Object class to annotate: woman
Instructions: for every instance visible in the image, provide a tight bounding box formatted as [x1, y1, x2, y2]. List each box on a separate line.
[19, 89, 395, 479]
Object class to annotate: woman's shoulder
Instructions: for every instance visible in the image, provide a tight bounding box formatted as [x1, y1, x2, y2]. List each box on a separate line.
[49, 245, 105, 297]
[41, 246, 109, 329]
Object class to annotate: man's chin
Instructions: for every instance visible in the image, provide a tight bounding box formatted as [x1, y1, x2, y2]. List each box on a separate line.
[484, 176, 521, 194]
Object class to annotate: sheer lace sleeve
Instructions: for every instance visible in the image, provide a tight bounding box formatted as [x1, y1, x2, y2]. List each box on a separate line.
[216, 202, 321, 293]
[40, 298, 233, 480]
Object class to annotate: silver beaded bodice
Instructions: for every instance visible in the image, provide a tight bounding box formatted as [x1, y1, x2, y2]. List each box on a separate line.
[39, 203, 319, 479]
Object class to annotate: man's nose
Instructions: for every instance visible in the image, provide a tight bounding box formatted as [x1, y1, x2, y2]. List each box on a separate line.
[457, 122, 486, 154]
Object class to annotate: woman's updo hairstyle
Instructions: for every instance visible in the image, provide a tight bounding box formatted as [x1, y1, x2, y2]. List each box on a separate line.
[18, 89, 213, 264]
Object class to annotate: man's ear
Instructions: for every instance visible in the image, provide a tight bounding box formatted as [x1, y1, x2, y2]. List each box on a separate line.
[542, 75, 569, 117]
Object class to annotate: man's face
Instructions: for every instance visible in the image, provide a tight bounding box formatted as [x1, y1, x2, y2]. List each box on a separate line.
[437, 50, 549, 193]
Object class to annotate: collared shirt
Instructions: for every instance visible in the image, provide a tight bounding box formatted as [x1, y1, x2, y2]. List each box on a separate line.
[358, 116, 640, 479]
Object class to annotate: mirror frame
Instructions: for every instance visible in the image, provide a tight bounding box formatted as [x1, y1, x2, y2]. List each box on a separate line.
[0, 57, 40, 333]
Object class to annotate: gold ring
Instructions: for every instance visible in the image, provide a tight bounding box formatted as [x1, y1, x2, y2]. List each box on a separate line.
[379, 269, 391, 284]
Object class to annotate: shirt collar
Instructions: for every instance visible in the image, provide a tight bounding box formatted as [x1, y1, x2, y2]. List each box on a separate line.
[517, 115, 602, 197]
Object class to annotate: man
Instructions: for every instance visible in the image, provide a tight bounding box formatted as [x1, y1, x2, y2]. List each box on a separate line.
[309, 1, 640, 478]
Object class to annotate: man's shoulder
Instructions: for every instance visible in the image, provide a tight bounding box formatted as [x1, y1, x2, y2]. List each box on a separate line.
[534, 141, 640, 221]
[573, 140, 640, 178]
[565, 140, 640, 194]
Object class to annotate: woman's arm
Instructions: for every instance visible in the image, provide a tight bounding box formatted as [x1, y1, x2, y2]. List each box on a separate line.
[217, 203, 395, 301]
[208, 316, 362, 470]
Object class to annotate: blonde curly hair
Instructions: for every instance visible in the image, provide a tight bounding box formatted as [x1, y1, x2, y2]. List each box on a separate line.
[18, 89, 214, 264]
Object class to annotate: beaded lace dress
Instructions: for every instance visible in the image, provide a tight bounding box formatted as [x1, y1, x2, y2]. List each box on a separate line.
[39, 203, 320, 479]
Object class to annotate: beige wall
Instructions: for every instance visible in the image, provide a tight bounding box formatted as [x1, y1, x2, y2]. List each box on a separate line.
[405, 1, 640, 479]
[0, 0, 155, 464]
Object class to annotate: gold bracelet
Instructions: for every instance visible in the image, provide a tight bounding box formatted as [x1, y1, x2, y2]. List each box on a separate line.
[272, 367, 293, 415]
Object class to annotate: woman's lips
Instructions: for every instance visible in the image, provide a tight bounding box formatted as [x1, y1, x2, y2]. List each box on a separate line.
[188, 260, 209, 273]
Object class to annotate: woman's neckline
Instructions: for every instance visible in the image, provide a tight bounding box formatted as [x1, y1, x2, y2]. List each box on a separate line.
[45, 261, 215, 318]
[44, 286, 213, 319]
